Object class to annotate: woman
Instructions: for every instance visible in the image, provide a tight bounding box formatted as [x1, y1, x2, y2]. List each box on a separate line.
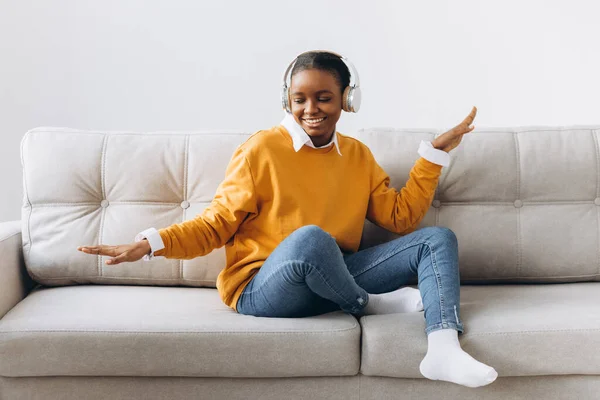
[78, 51, 497, 388]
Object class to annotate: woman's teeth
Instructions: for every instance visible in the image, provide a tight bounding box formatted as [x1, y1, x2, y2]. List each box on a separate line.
[304, 117, 326, 126]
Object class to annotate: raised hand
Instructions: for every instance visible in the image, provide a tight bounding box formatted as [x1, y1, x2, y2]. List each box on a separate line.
[431, 106, 477, 153]
[77, 241, 151, 265]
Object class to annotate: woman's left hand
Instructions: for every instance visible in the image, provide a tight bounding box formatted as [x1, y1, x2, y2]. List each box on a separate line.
[431, 106, 477, 153]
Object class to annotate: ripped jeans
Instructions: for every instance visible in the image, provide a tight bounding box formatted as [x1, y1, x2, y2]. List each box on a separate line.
[236, 225, 464, 335]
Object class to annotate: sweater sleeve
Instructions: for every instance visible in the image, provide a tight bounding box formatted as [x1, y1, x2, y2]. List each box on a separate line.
[366, 151, 443, 235]
[154, 146, 257, 260]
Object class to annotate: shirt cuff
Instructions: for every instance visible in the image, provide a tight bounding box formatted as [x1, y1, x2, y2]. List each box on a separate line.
[135, 227, 165, 261]
[418, 140, 450, 167]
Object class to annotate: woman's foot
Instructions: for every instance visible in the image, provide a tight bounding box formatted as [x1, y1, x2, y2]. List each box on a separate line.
[360, 287, 423, 315]
[419, 328, 498, 388]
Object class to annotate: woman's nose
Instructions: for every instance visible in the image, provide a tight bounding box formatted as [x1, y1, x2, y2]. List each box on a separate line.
[305, 100, 319, 114]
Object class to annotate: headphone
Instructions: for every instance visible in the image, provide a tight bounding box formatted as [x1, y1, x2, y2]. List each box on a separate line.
[281, 50, 362, 114]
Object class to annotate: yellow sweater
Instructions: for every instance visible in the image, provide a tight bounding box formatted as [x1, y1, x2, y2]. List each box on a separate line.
[154, 125, 443, 311]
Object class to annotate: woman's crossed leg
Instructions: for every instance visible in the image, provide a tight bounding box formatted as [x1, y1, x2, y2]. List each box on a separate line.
[236, 224, 497, 388]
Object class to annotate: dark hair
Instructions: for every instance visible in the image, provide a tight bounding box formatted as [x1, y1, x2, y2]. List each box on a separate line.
[290, 51, 351, 94]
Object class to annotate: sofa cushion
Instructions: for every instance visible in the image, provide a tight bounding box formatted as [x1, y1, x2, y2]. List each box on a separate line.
[360, 283, 600, 378]
[0, 285, 360, 378]
[21, 128, 251, 288]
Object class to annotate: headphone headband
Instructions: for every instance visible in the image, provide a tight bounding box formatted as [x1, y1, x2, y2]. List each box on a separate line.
[282, 51, 360, 89]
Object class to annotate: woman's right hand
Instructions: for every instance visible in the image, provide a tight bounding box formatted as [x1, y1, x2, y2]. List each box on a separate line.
[77, 240, 151, 265]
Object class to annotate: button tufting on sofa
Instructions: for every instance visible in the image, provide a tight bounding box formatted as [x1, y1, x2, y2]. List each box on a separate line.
[100, 199, 109, 208]
[432, 199, 441, 208]
[513, 199, 523, 208]
[181, 200, 190, 209]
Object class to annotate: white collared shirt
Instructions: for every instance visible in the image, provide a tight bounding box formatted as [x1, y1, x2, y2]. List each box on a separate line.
[280, 113, 343, 156]
[136, 115, 450, 260]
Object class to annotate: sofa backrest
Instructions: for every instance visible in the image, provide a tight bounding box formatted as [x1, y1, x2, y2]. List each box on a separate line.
[20, 126, 600, 288]
[355, 126, 600, 285]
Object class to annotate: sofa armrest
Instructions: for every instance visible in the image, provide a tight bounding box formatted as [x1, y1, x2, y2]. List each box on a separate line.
[0, 220, 36, 319]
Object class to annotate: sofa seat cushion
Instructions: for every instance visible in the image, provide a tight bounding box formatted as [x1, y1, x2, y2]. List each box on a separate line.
[360, 283, 600, 378]
[0, 285, 360, 378]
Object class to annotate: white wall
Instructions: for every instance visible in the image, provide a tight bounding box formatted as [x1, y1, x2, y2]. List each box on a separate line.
[1, 0, 599, 222]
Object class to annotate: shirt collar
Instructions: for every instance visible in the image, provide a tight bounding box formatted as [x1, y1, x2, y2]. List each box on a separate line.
[280, 113, 342, 156]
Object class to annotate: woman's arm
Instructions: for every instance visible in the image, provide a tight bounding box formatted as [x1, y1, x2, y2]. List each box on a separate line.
[366, 107, 478, 235]
[154, 146, 258, 260]
[366, 154, 442, 235]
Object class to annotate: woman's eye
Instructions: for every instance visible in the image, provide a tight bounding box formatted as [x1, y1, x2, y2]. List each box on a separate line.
[293, 98, 330, 104]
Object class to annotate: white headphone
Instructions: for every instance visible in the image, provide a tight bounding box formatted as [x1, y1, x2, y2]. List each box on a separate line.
[281, 50, 362, 114]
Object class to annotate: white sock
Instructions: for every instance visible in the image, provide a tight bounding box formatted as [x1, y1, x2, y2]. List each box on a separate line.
[360, 287, 423, 315]
[419, 328, 498, 388]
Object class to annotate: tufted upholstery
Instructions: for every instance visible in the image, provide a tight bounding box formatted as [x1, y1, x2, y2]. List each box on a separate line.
[20, 126, 600, 288]
[21, 128, 247, 287]
[357, 126, 600, 283]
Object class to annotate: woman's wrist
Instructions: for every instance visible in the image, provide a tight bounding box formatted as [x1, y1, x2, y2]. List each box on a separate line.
[431, 140, 449, 153]
[140, 239, 152, 255]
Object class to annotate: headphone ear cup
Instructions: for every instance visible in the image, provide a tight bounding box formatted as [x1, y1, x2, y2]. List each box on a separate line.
[343, 86, 361, 113]
[287, 88, 293, 113]
[342, 86, 351, 112]
[350, 87, 361, 112]
[281, 86, 291, 113]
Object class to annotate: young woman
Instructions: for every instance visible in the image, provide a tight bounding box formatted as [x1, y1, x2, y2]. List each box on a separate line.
[78, 51, 497, 388]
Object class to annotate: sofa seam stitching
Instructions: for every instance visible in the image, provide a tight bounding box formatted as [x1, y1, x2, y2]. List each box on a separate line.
[357, 368, 362, 399]
[463, 274, 599, 280]
[31, 272, 600, 281]
[466, 328, 600, 336]
[21, 131, 33, 256]
[3, 327, 598, 335]
[181, 135, 190, 283]
[360, 317, 367, 376]
[514, 131, 522, 277]
[97, 135, 108, 276]
[0, 328, 359, 334]
[24, 129, 253, 136]
[24, 276, 219, 281]
[510, 128, 598, 134]
[593, 129, 600, 277]
[28, 203, 211, 207]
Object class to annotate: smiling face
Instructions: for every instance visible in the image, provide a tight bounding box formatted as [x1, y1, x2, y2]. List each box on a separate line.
[289, 68, 343, 147]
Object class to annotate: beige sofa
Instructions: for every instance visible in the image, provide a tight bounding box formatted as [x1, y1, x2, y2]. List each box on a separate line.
[1, 125, 600, 399]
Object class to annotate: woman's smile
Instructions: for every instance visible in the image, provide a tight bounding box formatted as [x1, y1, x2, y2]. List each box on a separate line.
[302, 116, 327, 129]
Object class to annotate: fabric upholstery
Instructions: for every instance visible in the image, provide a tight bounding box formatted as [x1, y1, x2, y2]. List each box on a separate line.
[7, 124, 600, 399]
[0, 220, 34, 319]
[359, 375, 600, 400]
[2, 375, 599, 400]
[360, 283, 600, 378]
[0, 284, 360, 377]
[21, 128, 248, 288]
[20, 126, 600, 288]
[354, 126, 600, 283]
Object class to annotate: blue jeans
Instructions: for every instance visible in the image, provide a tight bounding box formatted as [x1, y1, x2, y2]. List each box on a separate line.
[236, 225, 464, 335]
